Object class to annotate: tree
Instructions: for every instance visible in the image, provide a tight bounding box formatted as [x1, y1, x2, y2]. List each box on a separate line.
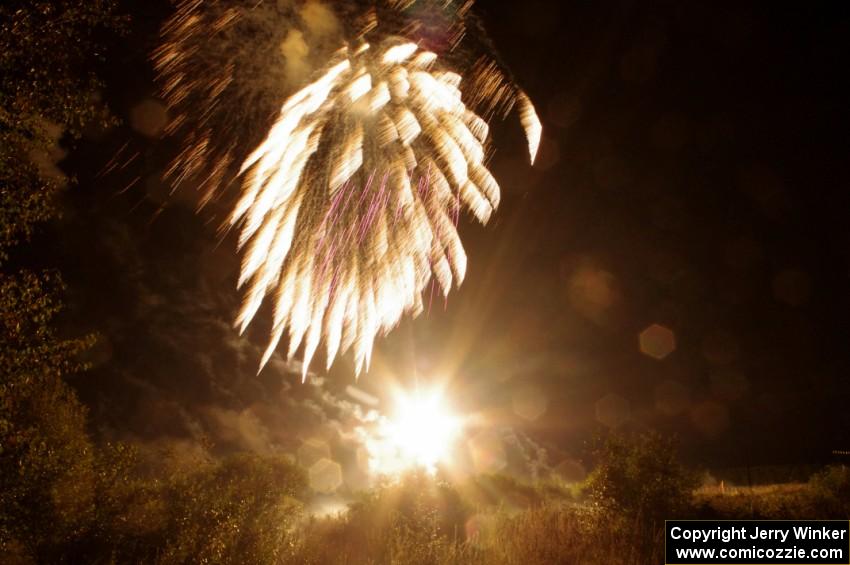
[0, 1, 124, 560]
[0, 271, 97, 556]
[0, 0, 124, 257]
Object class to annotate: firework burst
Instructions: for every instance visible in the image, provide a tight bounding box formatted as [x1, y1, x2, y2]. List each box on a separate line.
[154, 1, 540, 378]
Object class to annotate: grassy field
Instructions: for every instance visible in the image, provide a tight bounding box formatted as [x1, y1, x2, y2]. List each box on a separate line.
[3, 431, 847, 564]
[285, 466, 849, 564]
[279, 436, 850, 565]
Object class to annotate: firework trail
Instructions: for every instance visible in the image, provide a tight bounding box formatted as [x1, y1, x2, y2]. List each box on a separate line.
[154, 1, 541, 378]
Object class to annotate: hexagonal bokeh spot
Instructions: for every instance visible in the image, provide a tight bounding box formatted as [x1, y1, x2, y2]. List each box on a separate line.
[298, 437, 331, 468]
[639, 323, 676, 359]
[309, 457, 342, 494]
[595, 393, 630, 428]
[512, 385, 549, 421]
[467, 431, 507, 474]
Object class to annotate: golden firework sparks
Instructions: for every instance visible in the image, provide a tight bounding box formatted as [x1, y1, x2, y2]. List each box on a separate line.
[153, 1, 541, 379]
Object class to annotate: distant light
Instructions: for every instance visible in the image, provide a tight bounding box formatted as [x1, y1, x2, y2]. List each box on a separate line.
[307, 497, 348, 518]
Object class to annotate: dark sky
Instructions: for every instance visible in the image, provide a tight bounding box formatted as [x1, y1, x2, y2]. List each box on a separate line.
[37, 0, 850, 474]
[478, 0, 850, 466]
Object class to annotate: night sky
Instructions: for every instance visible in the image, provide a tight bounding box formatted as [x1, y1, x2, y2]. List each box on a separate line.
[33, 1, 850, 477]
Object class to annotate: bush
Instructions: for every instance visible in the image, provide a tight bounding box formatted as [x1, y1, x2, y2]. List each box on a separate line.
[809, 465, 850, 517]
[131, 453, 307, 565]
[585, 431, 697, 520]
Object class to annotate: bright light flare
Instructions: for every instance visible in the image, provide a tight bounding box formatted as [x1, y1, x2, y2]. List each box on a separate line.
[363, 386, 463, 475]
[386, 388, 462, 469]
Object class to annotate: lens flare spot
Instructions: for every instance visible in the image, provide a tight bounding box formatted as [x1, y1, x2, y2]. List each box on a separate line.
[467, 430, 507, 474]
[309, 457, 343, 493]
[639, 323, 676, 360]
